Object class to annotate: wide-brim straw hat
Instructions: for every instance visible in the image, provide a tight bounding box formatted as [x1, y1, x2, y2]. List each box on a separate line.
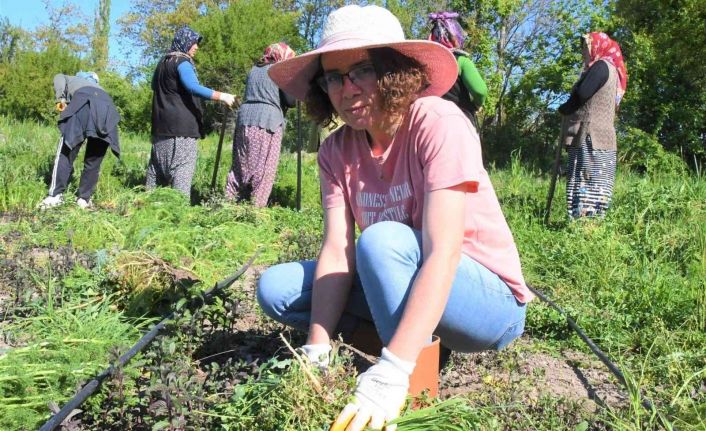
[269, 5, 458, 101]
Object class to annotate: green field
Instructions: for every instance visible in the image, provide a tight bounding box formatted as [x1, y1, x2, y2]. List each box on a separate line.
[0, 115, 704, 430]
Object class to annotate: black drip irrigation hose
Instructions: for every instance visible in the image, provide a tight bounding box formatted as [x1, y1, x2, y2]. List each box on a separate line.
[39, 250, 260, 431]
[526, 283, 675, 431]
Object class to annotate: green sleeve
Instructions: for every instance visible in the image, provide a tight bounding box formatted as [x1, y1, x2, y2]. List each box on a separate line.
[457, 55, 487, 107]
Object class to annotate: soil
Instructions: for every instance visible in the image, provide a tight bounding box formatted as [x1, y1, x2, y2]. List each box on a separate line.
[228, 265, 628, 413]
[440, 342, 626, 413]
[0, 238, 627, 420]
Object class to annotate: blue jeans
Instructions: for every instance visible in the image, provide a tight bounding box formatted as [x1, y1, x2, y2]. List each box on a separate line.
[257, 221, 526, 352]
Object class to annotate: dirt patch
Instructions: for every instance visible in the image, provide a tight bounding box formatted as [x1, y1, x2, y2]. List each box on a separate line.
[440, 340, 626, 412]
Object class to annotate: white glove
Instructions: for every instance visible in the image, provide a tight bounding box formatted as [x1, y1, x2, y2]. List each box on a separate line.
[219, 92, 236, 107]
[301, 343, 332, 369]
[330, 348, 414, 431]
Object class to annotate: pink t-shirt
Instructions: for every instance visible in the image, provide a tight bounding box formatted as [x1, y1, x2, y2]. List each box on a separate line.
[318, 96, 534, 303]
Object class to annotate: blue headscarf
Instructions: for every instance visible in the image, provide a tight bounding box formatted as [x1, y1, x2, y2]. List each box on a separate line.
[76, 71, 99, 84]
[170, 26, 202, 53]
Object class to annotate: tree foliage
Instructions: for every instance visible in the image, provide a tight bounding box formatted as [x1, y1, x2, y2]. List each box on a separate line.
[0, 18, 32, 63]
[91, 0, 111, 72]
[193, 0, 302, 96]
[33, 0, 91, 56]
[0, 0, 704, 170]
[117, 0, 221, 64]
[100, 72, 153, 135]
[612, 0, 706, 165]
[0, 42, 83, 123]
[442, 0, 609, 165]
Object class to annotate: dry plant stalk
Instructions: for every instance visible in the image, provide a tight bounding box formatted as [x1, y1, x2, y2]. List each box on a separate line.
[278, 333, 322, 394]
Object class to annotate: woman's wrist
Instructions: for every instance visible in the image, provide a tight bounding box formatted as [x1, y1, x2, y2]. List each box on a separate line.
[307, 323, 332, 345]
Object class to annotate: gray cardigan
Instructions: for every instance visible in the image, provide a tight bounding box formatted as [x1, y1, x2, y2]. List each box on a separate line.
[237, 64, 295, 133]
[53, 74, 102, 103]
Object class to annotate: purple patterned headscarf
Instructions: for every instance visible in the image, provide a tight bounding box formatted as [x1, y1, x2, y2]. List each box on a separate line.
[428, 12, 465, 49]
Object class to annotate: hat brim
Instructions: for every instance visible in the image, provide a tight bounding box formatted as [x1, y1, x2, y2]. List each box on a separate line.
[268, 40, 457, 101]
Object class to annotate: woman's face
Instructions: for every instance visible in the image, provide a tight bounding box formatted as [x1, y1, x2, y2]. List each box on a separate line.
[188, 43, 199, 58]
[320, 49, 382, 133]
[581, 41, 591, 66]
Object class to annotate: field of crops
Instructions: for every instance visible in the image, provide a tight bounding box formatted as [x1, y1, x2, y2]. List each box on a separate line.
[0, 115, 704, 430]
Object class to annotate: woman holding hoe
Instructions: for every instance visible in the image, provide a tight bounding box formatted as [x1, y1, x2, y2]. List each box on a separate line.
[225, 42, 297, 206]
[559, 32, 627, 219]
[147, 26, 236, 201]
[257, 5, 533, 430]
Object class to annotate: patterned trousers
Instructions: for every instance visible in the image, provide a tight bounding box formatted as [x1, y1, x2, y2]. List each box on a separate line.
[225, 125, 283, 207]
[146, 136, 198, 200]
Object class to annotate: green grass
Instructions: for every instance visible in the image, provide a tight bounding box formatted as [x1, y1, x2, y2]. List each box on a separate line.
[0, 294, 147, 429]
[0, 114, 704, 429]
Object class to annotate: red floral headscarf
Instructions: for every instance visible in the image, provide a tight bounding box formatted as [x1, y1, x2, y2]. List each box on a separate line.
[583, 32, 628, 106]
[259, 42, 296, 66]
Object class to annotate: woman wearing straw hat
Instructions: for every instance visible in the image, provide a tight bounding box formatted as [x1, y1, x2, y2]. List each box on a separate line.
[257, 5, 533, 430]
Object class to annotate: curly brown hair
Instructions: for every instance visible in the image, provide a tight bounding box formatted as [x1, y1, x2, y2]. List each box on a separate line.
[305, 47, 430, 128]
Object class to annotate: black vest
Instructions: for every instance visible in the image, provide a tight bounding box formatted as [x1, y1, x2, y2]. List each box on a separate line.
[441, 52, 480, 130]
[151, 54, 204, 138]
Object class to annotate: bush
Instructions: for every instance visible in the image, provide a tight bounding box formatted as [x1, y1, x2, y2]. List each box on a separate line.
[0, 43, 83, 123]
[618, 125, 688, 176]
[100, 71, 152, 135]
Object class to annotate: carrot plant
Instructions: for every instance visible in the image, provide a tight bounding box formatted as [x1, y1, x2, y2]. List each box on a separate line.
[0, 115, 704, 429]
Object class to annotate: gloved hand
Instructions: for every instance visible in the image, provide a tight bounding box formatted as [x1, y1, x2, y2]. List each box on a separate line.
[219, 92, 236, 108]
[55, 98, 67, 112]
[330, 348, 414, 431]
[301, 343, 332, 369]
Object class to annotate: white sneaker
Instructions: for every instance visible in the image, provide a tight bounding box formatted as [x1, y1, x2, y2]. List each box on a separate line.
[38, 194, 64, 210]
[76, 198, 93, 209]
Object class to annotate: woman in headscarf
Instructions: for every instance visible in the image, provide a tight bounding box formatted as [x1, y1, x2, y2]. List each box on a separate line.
[225, 42, 296, 207]
[559, 32, 627, 219]
[428, 11, 487, 131]
[148, 26, 236, 201]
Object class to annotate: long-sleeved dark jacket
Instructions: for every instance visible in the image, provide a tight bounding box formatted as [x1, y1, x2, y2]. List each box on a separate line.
[58, 86, 121, 156]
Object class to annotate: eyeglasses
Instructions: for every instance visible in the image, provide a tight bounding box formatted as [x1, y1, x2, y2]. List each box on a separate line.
[316, 63, 377, 94]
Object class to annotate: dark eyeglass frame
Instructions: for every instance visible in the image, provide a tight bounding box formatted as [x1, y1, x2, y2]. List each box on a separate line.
[316, 63, 377, 94]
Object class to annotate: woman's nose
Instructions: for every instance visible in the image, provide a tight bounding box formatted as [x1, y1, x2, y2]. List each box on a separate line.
[341, 75, 362, 97]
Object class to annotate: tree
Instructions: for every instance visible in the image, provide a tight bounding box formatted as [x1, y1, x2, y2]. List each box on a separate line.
[117, 0, 223, 64]
[426, 0, 606, 165]
[0, 18, 32, 63]
[33, 0, 91, 57]
[91, 0, 111, 72]
[612, 0, 706, 165]
[0, 42, 83, 122]
[194, 0, 301, 93]
[193, 0, 302, 132]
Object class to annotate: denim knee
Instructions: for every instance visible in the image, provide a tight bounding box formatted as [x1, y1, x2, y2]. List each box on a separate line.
[491, 315, 526, 350]
[256, 262, 294, 322]
[356, 221, 416, 265]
